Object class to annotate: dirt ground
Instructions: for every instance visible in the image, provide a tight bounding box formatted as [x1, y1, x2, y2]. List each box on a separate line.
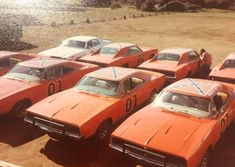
[0, 7, 235, 167]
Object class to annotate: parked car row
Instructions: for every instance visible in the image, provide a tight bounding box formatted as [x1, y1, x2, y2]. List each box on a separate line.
[1, 35, 235, 167]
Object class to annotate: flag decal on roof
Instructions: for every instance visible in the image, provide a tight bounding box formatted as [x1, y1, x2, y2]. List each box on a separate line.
[187, 79, 205, 96]
[112, 67, 118, 79]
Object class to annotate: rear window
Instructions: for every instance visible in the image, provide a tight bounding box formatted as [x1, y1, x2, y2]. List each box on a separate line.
[100, 47, 118, 55]
[62, 40, 86, 49]
[223, 59, 235, 68]
[155, 53, 180, 61]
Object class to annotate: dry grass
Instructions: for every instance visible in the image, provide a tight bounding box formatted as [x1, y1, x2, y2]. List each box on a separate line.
[16, 8, 235, 67]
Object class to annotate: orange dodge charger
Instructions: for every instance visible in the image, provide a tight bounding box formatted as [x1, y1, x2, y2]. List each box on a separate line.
[78, 43, 157, 68]
[0, 57, 98, 118]
[138, 48, 205, 82]
[0, 51, 37, 76]
[110, 78, 235, 167]
[24, 67, 165, 141]
[209, 52, 235, 83]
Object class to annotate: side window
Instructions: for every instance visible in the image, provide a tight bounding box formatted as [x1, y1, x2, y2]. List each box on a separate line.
[92, 39, 100, 46]
[62, 66, 74, 75]
[0, 58, 11, 67]
[123, 77, 144, 92]
[86, 40, 94, 49]
[213, 92, 229, 111]
[46, 66, 62, 80]
[188, 51, 200, 61]
[127, 46, 142, 56]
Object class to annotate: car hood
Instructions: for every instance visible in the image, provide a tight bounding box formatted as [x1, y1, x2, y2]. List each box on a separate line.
[209, 68, 235, 79]
[39, 46, 85, 59]
[0, 76, 38, 99]
[139, 60, 179, 72]
[80, 55, 118, 64]
[113, 105, 214, 158]
[28, 89, 118, 126]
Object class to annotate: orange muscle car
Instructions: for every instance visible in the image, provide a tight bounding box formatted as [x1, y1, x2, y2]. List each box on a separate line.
[0, 51, 36, 76]
[24, 67, 166, 140]
[209, 52, 235, 83]
[138, 48, 205, 82]
[110, 78, 235, 167]
[0, 57, 98, 117]
[78, 43, 157, 68]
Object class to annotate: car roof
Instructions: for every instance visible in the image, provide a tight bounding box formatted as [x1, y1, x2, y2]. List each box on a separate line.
[65, 36, 98, 42]
[88, 67, 139, 81]
[103, 42, 135, 49]
[160, 48, 194, 55]
[166, 78, 222, 97]
[0, 51, 20, 58]
[19, 57, 68, 68]
[226, 52, 235, 59]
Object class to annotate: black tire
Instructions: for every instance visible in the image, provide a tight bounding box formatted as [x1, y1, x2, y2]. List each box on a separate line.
[199, 151, 210, 167]
[149, 54, 155, 59]
[96, 120, 112, 141]
[186, 72, 192, 78]
[122, 64, 129, 68]
[11, 100, 31, 119]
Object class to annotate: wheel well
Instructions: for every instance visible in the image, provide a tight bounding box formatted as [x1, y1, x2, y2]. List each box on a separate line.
[122, 63, 128, 68]
[208, 145, 213, 153]
[150, 54, 155, 59]
[186, 71, 192, 78]
[103, 118, 113, 125]
[12, 98, 32, 111]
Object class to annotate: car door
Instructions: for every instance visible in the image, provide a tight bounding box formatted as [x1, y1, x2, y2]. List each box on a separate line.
[124, 46, 143, 67]
[45, 66, 63, 96]
[91, 39, 102, 52]
[86, 40, 94, 54]
[212, 92, 230, 136]
[122, 76, 145, 113]
[187, 51, 201, 74]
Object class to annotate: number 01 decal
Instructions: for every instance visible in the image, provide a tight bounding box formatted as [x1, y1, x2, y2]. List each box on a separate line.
[126, 94, 137, 113]
[126, 98, 131, 113]
[48, 83, 55, 96]
[48, 80, 62, 96]
[138, 54, 144, 63]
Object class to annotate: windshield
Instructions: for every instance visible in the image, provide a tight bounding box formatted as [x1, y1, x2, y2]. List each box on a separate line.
[75, 76, 119, 97]
[5, 64, 44, 82]
[61, 40, 86, 49]
[100, 47, 119, 55]
[223, 59, 235, 68]
[153, 90, 211, 118]
[154, 53, 180, 61]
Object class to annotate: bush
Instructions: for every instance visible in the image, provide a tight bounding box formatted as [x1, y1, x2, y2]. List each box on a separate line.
[157, 0, 186, 12]
[204, 0, 233, 8]
[141, 0, 156, 11]
[184, 2, 201, 10]
[111, 0, 122, 9]
[80, 0, 111, 7]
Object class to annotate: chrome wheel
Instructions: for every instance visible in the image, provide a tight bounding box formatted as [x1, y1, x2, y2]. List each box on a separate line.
[97, 121, 111, 140]
[199, 152, 209, 167]
[12, 101, 30, 119]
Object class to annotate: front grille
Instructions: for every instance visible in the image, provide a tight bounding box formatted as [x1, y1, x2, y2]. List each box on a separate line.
[210, 76, 235, 84]
[110, 138, 186, 167]
[34, 117, 65, 133]
[24, 112, 82, 139]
